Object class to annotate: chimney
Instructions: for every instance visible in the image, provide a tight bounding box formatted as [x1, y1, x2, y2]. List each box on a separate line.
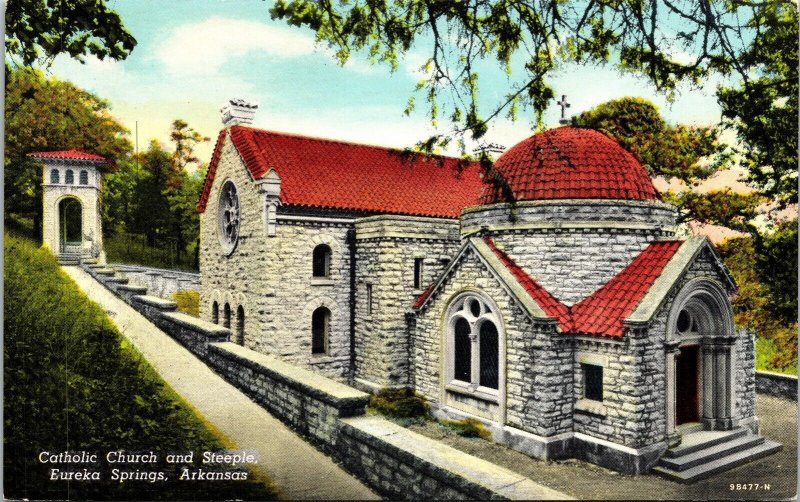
[221, 98, 258, 127]
[472, 142, 505, 157]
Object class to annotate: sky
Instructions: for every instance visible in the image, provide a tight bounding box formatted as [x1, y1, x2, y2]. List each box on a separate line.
[46, 0, 735, 166]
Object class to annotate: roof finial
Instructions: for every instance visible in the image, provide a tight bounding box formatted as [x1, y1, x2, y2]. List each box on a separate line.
[557, 95, 571, 125]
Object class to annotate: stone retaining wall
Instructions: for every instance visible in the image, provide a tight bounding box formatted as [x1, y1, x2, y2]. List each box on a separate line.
[79, 261, 563, 500]
[756, 371, 797, 400]
[111, 263, 201, 299]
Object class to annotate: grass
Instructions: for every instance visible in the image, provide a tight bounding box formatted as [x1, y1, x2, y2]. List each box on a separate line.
[172, 289, 200, 317]
[756, 336, 798, 375]
[3, 232, 278, 500]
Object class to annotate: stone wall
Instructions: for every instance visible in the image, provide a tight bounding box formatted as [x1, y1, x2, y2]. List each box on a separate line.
[461, 201, 675, 306]
[80, 261, 563, 500]
[412, 245, 574, 433]
[496, 229, 665, 306]
[198, 135, 351, 379]
[112, 264, 200, 299]
[755, 370, 797, 400]
[353, 215, 461, 389]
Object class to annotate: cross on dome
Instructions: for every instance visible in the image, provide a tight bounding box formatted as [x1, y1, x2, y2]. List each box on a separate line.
[557, 95, 571, 124]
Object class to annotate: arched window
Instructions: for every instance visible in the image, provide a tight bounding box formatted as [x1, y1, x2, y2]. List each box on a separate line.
[65, 169, 74, 184]
[212, 302, 219, 324]
[223, 303, 231, 329]
[50, 169, 60, 184]
[236, 305, 245, 345]
[311, 307, 330, 354]
[79, 170, 89, 185]
[312, 244, 332, 277]
[446, 294, 501, 393]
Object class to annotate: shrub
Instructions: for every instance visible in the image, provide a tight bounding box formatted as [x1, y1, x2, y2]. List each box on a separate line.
[172, 289, 200, 317]
[3, 233, 277, 500]
[439, 418, 493, 439]
[369, 387, 429, 418]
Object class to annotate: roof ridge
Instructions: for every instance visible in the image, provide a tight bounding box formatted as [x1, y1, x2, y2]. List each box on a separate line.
[229, 125, 472, 163]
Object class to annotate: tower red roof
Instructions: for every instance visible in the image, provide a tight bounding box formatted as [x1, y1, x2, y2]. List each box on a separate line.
[28, 149, 107, 163]
[480, 127, 659, 203]
[197, 126, 484, 217]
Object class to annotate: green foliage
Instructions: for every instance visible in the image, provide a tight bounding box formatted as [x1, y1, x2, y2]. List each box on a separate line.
[438, 418, 492, 440]
[718, 1, 799, 208]
[756, 337, 798, 376]
[4, 67, 131, 235]
[754, 219, 798, 327]
[3, 233, 276, 500]
[717, 234, 797, 372]
[101, 121, 207, 270]
[369, 387, 429, 418]
[663, 189, 764, 233]
[173, 289, 201, 317]
[572, 97, 726, 184]
[6, 0, 136, 67]
[103, 233, 197, 272]
[271, 0, 786, 143]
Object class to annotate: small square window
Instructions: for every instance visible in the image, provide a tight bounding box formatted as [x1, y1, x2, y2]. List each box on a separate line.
[583, 364, 603, 402]
[366, 284, 373, 315]
[413, 258, 424, 289]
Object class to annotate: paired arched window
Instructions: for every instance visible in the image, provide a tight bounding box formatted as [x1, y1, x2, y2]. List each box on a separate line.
[50, 169, 60, 184]
[212, 301, 219, 324]
[311, 306, 330, 354]
[223, 303, 232, 329]
[236, 305, 245, 345]
[79, 170, 89, 185]
[65, 170, 74, 184]
[447, 294, 500, 391]
[312, 244, 332, 277]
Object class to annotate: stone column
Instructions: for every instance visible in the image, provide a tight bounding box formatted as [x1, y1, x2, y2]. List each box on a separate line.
[664, 339, 681, 446]
[715, 336, 736, 430]
[702, 342, 715, 429]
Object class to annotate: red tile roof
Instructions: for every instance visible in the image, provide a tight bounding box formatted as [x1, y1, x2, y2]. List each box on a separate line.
[483, 237, 683, 337]
[481, 127, 659, 204]
[570, 240, 682, 336]
[483, 237, 572, 328]
[197, 125, 484, 216]
[28, 149, 107, 162]
[413, 285, 434, 309]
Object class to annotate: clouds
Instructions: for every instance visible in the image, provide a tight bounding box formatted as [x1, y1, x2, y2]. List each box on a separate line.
[154, 17, 317, 76]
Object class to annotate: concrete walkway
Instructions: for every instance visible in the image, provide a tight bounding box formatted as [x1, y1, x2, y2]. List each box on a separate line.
[63, 266, 378, 501]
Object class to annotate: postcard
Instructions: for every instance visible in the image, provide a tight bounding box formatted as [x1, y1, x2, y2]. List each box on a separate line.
[4, 1, 797, 500]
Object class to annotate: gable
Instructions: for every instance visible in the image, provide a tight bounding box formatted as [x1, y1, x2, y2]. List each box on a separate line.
[197, 125, 485, 217]
[414, 235, 731, 338]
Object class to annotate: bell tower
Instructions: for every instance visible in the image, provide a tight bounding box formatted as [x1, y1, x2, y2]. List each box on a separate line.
[30, 149, 107, 264]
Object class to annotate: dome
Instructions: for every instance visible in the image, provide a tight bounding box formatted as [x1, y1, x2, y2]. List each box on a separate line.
[480, 127, 659, 203]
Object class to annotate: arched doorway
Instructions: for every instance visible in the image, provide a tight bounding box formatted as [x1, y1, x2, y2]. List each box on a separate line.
[666, 279, 736, 440]
[58, 198, 82, 254]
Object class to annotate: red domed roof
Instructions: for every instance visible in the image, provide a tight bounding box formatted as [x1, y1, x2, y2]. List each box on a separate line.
[480, 127, 659, 203]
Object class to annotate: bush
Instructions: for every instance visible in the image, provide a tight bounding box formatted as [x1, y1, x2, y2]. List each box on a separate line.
[3, 233, 277, 500]
[438, 418, 493, 439]
[172, 289, 200, 317]
[369, 387, 429, 418]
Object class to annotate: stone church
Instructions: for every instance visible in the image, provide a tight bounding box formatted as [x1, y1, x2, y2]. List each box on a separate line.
[197, 101, 777, 478]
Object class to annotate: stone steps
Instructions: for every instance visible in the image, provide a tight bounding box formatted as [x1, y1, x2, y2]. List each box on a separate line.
[663, 427, 747, 458]
[654, 428, 781, 483]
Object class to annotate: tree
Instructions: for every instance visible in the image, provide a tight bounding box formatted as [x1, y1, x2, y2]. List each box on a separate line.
[5, 0, 137, 67]
[572, 97, 725, 184]
[5, 67, 131, 235]
[718, 1, 798, 208]
[271, 0, 796, 146]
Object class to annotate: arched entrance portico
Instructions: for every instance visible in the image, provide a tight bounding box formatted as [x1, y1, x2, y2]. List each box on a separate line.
[665, 279, 736, 443]
[58, 197, 83, 255]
